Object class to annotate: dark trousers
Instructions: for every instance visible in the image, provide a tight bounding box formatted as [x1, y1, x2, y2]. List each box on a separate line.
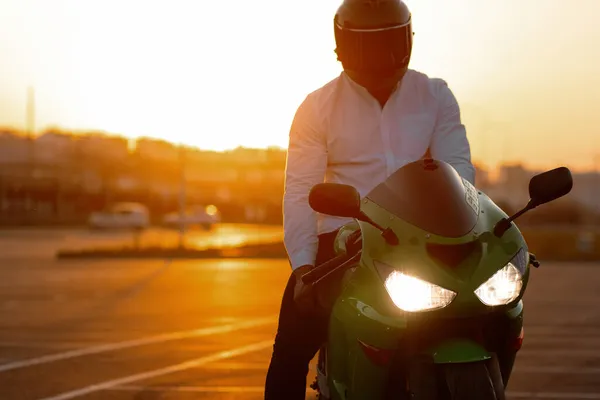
[264, 230, 339, 400]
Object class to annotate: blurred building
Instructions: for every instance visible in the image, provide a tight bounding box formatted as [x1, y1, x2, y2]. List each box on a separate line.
[487, 164, 539, 209]
[570, 172, 600, 213]
[134, 137, 178, 162]
[77, 133, 129, 162]
[0, 131, 30, 164]
[3, 129, 594, 227]
[473, 163, 491, 190]
[34, 131, 75, 164]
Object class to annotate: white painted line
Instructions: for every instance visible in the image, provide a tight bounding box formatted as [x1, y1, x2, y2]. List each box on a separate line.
[0, 316, 274, 373]
[508, 392, 600, 399]
[0, 341, 104, 350]
[40, 340, 273, 400]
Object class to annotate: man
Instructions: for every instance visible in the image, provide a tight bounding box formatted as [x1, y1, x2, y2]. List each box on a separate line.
[264, 0, 475, 398]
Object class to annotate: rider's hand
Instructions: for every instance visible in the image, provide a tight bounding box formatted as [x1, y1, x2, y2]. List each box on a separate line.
[293, 264, 315, 314]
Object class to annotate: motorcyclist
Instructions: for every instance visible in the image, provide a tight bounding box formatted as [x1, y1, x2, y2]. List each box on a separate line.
[265, 0, 475, 398]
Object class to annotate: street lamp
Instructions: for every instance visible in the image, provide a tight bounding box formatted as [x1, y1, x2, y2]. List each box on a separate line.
[178, 143, 187, 249]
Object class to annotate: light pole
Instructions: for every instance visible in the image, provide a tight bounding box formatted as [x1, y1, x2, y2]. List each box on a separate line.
[178, 143, 187, 249]
[26, 86, 35, 219]
[594, 154, 600, 227]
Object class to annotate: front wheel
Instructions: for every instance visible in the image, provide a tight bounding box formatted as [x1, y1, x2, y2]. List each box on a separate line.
[409, 355, 505, 400]
[442, 357, 505, 400]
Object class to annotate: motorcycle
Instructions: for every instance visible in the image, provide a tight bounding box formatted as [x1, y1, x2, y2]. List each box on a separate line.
[301, 159, 573, 400]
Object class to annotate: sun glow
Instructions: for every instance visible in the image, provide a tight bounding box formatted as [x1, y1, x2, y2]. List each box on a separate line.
[1, 0, 600, 169]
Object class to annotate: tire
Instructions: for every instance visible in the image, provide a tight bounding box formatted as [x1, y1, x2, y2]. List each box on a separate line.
[406, 354, 505, 400]
[442, 355, 505, 400]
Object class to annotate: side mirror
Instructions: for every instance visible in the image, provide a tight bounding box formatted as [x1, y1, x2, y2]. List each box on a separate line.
[308, 183, 361, 218]
[529, 167, 573, 208]
[494, 166, 573, 237]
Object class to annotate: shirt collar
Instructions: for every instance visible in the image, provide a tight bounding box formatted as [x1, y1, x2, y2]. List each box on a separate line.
[340, 71, 407, 105]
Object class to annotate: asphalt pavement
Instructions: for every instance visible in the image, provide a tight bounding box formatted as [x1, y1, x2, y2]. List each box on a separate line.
[0, 230, 599, 399]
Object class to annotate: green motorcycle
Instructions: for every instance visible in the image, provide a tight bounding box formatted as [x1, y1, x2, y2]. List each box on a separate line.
[301, 159, 573, 400]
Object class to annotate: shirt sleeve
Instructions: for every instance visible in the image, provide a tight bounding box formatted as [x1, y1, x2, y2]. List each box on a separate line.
[429, 79, 476, 185]
[283, 95, 328, 270]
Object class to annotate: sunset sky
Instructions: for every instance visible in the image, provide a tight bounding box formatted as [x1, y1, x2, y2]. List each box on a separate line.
[1, 0, 599, 170]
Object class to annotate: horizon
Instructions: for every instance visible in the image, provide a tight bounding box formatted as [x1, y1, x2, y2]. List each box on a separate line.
[1, 0, 600, 171]
[2, 126, 597, 175]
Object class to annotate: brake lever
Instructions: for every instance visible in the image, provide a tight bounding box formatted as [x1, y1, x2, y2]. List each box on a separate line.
[345, 230, 362, 255]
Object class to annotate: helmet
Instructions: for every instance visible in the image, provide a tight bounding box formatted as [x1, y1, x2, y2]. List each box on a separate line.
[334, 0, 413, 74]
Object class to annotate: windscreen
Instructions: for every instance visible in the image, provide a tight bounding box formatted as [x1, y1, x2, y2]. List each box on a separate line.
[365, 160, 479, 238]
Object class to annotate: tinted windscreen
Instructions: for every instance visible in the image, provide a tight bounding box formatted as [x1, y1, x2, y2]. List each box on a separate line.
[366, 160, 479, 238]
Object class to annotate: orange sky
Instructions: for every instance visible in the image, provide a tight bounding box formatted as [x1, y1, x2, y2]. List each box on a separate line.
[1, 0, 599, 171]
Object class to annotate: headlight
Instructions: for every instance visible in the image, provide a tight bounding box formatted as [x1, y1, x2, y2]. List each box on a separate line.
[375, 262, 456, 312]
[474, 262, 523, 306]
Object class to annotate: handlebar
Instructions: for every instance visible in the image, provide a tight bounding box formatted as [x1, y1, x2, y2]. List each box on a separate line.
[302, 253, 350, 284]
[301, 229, 362, 285]
[302, 251, 361, 285]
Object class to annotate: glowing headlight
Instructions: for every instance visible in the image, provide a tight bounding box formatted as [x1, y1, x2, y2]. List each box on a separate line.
[474, 262, 523, 306]
[382, 270, 457, 312]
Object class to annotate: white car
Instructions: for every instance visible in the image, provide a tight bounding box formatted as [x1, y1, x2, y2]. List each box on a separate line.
[162, 205, 221, 229]
[88, 202, 150, 230]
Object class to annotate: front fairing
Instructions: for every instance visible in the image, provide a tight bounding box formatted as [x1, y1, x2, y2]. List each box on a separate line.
[324, 190, 530, 399]
[356, 184, 530, 309]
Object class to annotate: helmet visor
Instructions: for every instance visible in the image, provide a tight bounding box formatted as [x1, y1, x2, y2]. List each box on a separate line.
[334, 19, 413, 72]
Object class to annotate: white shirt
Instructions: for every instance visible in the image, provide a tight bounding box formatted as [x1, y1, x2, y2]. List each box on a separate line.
[283, 70, 475, 270]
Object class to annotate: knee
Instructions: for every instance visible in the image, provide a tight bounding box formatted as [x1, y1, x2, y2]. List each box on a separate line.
[271, 333, 318, 366]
